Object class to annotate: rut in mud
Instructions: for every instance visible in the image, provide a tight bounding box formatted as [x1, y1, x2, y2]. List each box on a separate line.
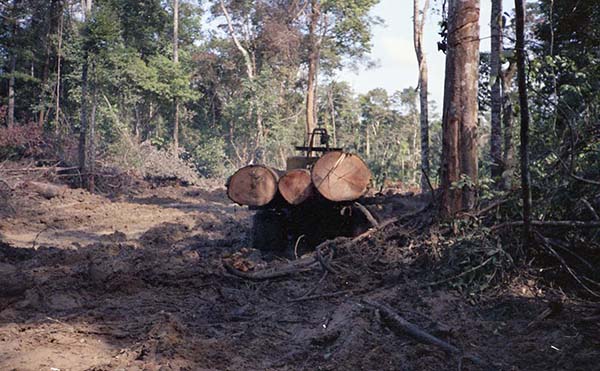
[0, 184, 598, 370]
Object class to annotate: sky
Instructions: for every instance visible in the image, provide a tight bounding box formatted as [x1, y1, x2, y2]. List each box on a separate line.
[338, 0, 515, 111]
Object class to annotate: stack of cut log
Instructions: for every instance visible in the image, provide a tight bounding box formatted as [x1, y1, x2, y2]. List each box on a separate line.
[227, 151, 371, 207]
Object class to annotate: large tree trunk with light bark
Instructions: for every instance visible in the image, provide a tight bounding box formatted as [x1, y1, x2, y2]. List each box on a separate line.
[501, 61, 517, 190]
[414, 0, 430, 192]
[305, 0, 321, 138]
[439, 0, 480, 217]
[311, 151, 371, 202]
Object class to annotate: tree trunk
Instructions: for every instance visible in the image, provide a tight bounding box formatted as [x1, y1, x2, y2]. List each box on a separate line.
[439, 0, 480, 217]
[501, 61, 517, 190]
[8, 54, 16, 128]
[414, 0, 430, 192]
[328, 84, 337, 147]
[79, 50, 89, 185]
[38, 0, 58, 128]
[305, 0, 321, 138]
[515, 0, 532, 242]
[54, 7, 64, 133]
[278, 169, 314, 205]
[7, 0, 19, 128]
[79, 0, 93, 191]
[227, 165, 281, 206]
[88, 76, 97, 193]
[365, 124, 370, 158]
[490, 0, 503, 182]
[173, 0, 179, 152]
[219, 0, 263, 162]
[311, 151, 372, 202]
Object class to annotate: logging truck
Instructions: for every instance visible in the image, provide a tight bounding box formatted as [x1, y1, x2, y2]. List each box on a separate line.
[226, 129, 374, 257]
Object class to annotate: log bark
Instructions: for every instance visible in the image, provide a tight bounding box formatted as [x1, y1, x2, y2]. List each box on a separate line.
[311, 151, 371, 202]
[227, 165, 281, 206]
[278, 169, 314, 205]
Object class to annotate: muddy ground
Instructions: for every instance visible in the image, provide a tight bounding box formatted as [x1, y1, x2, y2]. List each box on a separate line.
[0, 181, 598, 370]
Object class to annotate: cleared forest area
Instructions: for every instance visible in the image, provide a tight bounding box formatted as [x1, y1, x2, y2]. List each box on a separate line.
[1, 0, 599, 370]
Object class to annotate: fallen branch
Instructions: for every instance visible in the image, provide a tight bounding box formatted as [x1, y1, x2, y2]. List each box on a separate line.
[421, 167, 436, 207]
[476, 198, 510, 216]
[224, 210, 420, 282]
[351, 217, 398, 244]
[420, 255, 495, 288]
[223, 257, 317, 281]
[354, 202, 379, 228]
[292, 271, 328, 300]
[288, 289, 356, 303]
[32, 226, 52, 249]
[315, 245, 338, 274]
[580, 198, 599, 221]
[0, 166, 78, 173]
[493, 220, 600, 230]
[534, 232, 600, 298]
[363, 299, 486, 367]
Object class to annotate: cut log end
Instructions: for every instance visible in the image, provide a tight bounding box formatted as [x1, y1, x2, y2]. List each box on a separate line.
[278, 169, 314, 205]
[227, 165, 279, 206]
[311, 151, 372, 202]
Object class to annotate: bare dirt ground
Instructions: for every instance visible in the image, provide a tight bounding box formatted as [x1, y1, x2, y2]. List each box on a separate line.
[0, 181, 598, 370]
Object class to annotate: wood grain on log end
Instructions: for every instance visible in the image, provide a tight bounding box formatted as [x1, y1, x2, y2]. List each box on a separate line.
[311, 151, 372, 202]
[278, 169, 314, 205]
[226, 165, 279, 206]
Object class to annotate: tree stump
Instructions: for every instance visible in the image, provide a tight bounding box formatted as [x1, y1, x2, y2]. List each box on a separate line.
[311, 151, 371, 202]
[226, 165, 280, 206]
[278, 169, 314, 205]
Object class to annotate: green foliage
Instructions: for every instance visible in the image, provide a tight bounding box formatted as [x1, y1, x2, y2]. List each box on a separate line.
[191, 137, 228, 178]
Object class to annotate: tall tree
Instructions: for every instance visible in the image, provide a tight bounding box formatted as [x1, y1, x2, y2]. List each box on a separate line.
[6, 0, 20, 128]
[79, 0, 94, 191]
[218, 0, 264, 162]
[515, 0, 531, 240]
[439, 0, 480, 216]
[54, 5, 64, 132]
[305, 0, 321, 138]
[173, 0, 180, 151]
[490, 0, 503, 182]
[413, 0, 429, 192]
[500, 60, 516, 190]
[300, 0, 380, 143]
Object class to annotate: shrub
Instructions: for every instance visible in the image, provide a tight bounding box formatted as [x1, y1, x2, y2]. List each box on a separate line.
[106, 133, 201, 185]
[0, 122, 44, 160]
[190, 137, 227, 178]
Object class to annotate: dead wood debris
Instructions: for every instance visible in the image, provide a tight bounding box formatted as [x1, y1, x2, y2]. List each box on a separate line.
[493, 220, 600, 230]
[362, 299, 487, 368]
[223, 256, 318, 281]
[353, 201, 379, 227]
[222, 216, 402, 282]
[534, 231, 600, 298]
